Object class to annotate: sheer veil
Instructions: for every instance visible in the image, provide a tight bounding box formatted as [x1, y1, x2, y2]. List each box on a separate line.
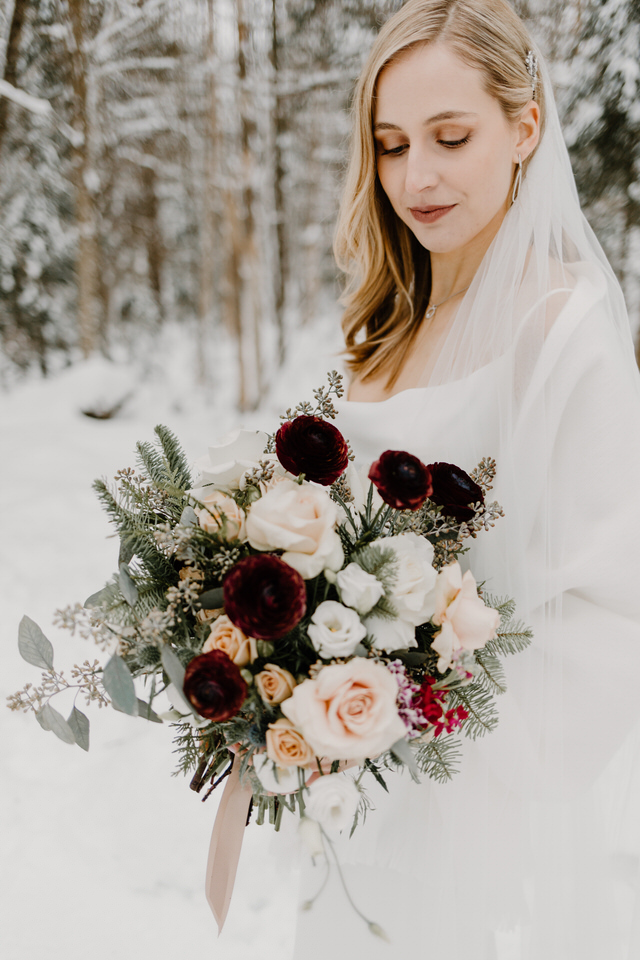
[299, 51, 640, 960]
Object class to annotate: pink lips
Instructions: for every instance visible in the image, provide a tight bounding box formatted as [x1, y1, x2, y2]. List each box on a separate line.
[409, 205, 455, 224]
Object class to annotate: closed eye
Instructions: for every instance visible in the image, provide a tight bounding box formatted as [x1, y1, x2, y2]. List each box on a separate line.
[438, 135, 471, 148]
[378, 143, 408, 156]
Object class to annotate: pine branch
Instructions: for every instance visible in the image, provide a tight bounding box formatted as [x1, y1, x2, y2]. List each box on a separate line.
[154, 424, 193, 491]
[473, 650, 507, 695]
[415, 734, 461, 783]
[449, 683, 499, 740]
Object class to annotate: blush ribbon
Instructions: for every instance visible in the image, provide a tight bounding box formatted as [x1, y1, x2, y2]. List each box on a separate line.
[205, 755, 253, 932]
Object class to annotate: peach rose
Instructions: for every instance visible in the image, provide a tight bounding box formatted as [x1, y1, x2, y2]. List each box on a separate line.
[255, 663, 297, 704]
[266, 718, 315, 767]
[195, 490, 246, 541]
[430, 562, 500, 673]
[280, 657, 406, 761]
[202, 614, 257, 666]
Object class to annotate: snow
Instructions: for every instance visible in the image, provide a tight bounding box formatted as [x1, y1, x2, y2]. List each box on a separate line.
[0, 317, 343, 960]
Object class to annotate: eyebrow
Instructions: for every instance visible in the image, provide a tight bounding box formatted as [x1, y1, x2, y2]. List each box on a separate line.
[373, 110, 478, 132]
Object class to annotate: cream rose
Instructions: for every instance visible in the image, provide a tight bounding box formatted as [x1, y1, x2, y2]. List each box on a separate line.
[308, 600, 367, 659]
[305, 772, 361, 834]
[430, 563, 500, 673]
[336, 562, 384, 616]
[202, 614, 257, 666]
[190, 428, 268, 493]
[194, 489, 246, 541]
[280, 657, 406, 760]
[255, 663, 297, 704]
[266, 717, 315, 767]
[386, 532, 438, 625]
[245, 479, 343, 579]
[253, 753, 305, 794]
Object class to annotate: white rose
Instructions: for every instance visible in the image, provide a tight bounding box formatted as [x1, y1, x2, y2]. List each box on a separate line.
[308, 600, 367, 659]
[386, 532, 438, 625]
[190, 429, 269, 494]
[336, 562, 384, 615]
[364, 614, 417, 654]
[245, 479, 343, 579]
[305, 773, 361, 835]
[253, 753, 306, 795]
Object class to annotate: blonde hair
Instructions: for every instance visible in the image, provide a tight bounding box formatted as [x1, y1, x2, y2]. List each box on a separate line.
[336, 0, 546, 387]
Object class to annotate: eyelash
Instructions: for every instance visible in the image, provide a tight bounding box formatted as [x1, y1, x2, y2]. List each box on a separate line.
[378, 135, 471, 156]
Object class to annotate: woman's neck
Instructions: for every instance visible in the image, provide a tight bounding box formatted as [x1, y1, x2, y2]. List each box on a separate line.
[429, 201, 508, 303]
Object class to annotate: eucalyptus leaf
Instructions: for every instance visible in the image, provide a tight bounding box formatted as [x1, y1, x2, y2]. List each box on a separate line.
[136, 699, 162, 723]
[39, 703, 76, 744]
[35, 706, 53, 731]
[84, 585, 111, 609]
[118, 563, 138, 607]
[161, 646, 195, 715]
[118, 537, 135, 566]
[67, 706, 90, 751]
[179, 505, 198, 527]
[103, 654, 138, 716]
[197, 587, 224, 610]
[390, 737, 420, 781]
[18, 616, 54, 670]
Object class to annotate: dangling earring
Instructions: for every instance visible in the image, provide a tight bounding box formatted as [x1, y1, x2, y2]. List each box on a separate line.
[511, 154, 523, 204]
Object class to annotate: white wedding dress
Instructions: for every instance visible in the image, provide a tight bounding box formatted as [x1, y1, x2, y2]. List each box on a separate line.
[289, 266, 640, 957]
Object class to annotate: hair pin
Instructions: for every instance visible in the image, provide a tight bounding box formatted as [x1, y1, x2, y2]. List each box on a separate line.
[525, 50, 539, 99]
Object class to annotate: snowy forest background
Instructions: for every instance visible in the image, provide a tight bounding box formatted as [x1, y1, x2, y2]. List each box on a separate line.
[1, 0, 640, 408]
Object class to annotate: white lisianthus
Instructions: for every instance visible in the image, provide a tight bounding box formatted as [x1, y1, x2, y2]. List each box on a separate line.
[305, 773, 361, 834]
[253, 753, 306, 795]
[336, 562, 384, 616]
[190, 429, 269, 494]
[364, 614, 417, 653]
[308, 600, 367, 659]
[298, 816, 326, 861]
[245, 479, 343, 579]
[386, 532, 438, 625]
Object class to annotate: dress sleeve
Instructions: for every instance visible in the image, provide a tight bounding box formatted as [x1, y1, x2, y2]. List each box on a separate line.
[482, 276, 640, 797]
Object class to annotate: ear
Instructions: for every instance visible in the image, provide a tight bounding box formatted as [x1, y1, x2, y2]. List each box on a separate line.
[514, 101, 540, 162]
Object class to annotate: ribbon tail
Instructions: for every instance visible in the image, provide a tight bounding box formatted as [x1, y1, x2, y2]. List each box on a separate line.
[205, 756, 253, 933]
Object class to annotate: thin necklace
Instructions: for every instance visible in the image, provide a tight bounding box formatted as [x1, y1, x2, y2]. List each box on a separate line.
[425, 284, 470, 320]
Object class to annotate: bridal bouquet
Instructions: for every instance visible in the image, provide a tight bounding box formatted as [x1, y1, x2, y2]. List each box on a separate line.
[9, 372, 531, 930]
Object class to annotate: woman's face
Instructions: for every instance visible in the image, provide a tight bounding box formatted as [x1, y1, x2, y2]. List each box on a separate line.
[374, 43, 533, 258]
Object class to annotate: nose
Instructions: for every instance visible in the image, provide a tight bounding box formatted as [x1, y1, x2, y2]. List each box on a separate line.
[404, 145, 439, 195]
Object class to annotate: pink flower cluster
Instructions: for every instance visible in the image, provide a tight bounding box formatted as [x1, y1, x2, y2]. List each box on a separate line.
[387, 660, 426, 737]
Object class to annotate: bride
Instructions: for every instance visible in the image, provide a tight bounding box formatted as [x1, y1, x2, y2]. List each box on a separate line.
[291, 1, 640, 958]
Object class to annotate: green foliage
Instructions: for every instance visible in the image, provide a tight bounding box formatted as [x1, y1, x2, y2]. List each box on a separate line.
[483, 594, 533, 658]
[415, 734, 461, 783]
[449, 684, 499, 740]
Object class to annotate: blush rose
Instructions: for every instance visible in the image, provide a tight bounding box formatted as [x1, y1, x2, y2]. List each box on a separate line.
[280, 657, 406, 761]
[430, 562, 500, 672]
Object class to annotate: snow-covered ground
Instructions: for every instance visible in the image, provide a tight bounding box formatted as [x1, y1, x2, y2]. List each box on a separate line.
[0, 318, 343, 960]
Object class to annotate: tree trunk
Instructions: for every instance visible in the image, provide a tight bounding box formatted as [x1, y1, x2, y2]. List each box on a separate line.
[270, 0, 287, 365]
[0, 0, 26, 158]
[141, 163, 165, 322]
[67, 0, 101, 358]
[235, 0, 262, 411]
[196, 0, 218, 384]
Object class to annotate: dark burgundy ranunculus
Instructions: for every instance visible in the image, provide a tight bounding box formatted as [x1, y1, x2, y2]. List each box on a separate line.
[368, 450, 433, 511]
[183, 649, 247, 721]
[426, 462, 484, 522]
[275, 415, 349, 486]
[223, 554, 307, 640]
